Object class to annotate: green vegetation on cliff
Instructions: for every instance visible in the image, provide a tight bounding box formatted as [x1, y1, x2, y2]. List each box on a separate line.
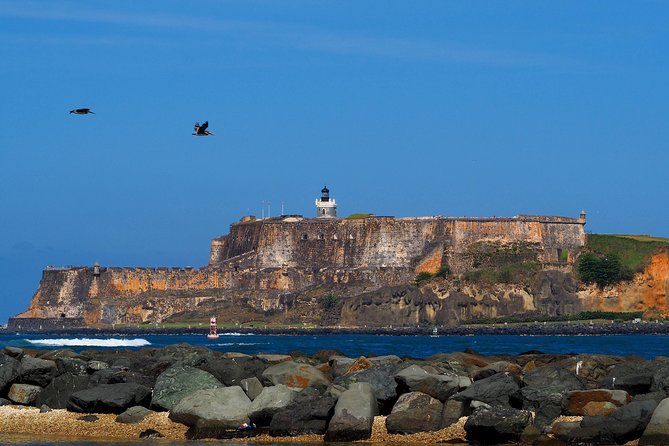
[578, 234, 669, 286]
[586, 234, 669, 272]
[465, 310, 644, 325]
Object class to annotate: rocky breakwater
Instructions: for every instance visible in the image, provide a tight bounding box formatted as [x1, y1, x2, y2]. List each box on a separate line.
[4, 344, 669, 444]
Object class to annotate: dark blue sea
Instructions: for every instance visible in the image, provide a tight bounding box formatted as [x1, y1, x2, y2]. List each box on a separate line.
[2, 333, 668, 445]
[2, 332, 669, 359]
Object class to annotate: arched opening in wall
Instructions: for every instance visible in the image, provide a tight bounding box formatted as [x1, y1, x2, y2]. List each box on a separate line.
[60, 313, 66, 318]
[301, 233, 308, 240]
[317, 233, 324, 240]
[322, 209, 326, 215]
[332, 234, 338, 240]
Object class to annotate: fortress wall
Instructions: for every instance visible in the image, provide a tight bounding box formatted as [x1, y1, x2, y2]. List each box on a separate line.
[536, 221, 586, 263]
[208, 220, 264, 265]
[253, 217, 453, 269]
[451, 219, 543, 246]
[19, 268, 95, 319]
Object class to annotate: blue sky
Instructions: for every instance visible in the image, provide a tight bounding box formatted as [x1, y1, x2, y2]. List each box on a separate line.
[1, 1, 668, 323]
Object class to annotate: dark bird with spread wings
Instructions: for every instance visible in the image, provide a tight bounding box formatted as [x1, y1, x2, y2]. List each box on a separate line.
[69, 108, 95, 114]
[193, 121, 214, 136]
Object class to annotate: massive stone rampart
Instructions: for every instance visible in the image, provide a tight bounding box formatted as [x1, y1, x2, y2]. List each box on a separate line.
[11, 213, 589, 327]
[209, 214, 586, 272]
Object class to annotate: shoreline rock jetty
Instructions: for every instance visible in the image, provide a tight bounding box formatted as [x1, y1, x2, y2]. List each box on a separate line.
[1, 343, 669, 444]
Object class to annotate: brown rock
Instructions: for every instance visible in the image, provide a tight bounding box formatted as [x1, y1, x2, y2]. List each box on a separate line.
[582, 401, 617, 416]
[346, 357, 374, 374]
[564, 389, 631, 415]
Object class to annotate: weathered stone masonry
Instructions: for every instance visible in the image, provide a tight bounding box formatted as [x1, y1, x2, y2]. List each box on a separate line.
[11, 213, 586, 326]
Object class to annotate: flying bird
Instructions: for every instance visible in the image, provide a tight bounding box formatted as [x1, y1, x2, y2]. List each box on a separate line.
[69, 108, 95, 114]
[193, 121, 214, 136]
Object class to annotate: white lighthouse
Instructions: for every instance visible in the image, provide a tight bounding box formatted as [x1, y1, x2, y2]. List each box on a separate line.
[316, 186, 337, 218]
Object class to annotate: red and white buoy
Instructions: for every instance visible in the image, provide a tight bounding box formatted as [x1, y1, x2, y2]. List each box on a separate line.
[207, 316, 219, 339]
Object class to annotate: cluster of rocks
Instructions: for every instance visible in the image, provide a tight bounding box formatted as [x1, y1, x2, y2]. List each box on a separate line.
[3, 343, 669, 444]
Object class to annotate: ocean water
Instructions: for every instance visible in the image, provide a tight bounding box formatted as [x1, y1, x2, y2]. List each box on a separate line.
[1, 332, 669, 359]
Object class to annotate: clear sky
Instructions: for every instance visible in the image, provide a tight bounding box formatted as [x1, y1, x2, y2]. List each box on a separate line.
[1, 1, 668, 324]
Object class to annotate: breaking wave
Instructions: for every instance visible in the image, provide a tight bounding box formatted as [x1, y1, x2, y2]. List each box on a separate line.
[217, 342, 269, 346]
[27, 338, 151, 348]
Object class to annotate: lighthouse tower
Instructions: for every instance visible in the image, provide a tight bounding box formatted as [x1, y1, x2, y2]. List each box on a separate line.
[316, 186, 337, 218]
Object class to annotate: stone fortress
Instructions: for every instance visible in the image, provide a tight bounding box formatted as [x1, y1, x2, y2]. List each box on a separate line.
[10, 187, 589, 328]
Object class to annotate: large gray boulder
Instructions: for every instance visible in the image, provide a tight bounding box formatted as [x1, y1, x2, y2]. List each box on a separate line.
[464, 406, 532, 443]
[567, 399, 658, 444]
[36, 373, 90, 409]
[169, 387, 252, 428]
[19, 356, 58, 387]
[395, 365, 462, 402]
[452, 372, 520, 408]
[55, 357, 88, 376]
[151, 365, 223, 411]
[240, 377, 263, 400]
[247, 384, 297, 426]
[325, 382, 378, 441]
[520, 385, 565, 429]
[335, 363, 399, 413]
[386, 391, 443, 434]
[68, 383, 152, 414]
[8, 383, 42, 405]
[441, 399, 466, 427]
[0, 354, 21, 393]
[261, 361, 330, 391]
[600, 360, 663, 395]
[329, 356, 355, 378]
[199, 357, 268, 386]
[640, 397, 669, 446]
[269, 393, 338, 436]
[89, 367, 153, 388]
[523, 365, 585, 392]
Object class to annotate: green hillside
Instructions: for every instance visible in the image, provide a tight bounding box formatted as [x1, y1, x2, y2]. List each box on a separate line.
[577, 234, 669, 286]
[586, 234, 669, 273]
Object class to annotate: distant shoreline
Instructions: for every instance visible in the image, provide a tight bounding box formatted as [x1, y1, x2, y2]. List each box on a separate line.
[3, 321, 669, 337]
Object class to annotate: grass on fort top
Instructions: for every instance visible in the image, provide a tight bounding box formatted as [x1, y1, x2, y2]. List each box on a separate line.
[586, 234, 669, 273]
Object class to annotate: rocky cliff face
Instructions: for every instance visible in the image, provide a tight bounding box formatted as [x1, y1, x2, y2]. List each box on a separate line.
[12, 254, 669, 328]
[579, 252, 669, 316]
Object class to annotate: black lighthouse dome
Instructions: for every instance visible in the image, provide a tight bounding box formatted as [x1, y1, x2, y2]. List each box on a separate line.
[320, 186, 330, 202]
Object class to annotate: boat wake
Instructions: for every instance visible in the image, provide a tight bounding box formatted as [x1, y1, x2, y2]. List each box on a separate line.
[27, 338, 151, 348]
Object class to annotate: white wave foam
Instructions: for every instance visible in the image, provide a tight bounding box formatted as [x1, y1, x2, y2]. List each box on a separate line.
[220, 332, 255, 336]
[217, 342, 269, 346]
[27, 338, 151, 347]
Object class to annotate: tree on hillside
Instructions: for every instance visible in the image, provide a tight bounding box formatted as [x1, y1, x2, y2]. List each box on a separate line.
[577, 252, 624, 286]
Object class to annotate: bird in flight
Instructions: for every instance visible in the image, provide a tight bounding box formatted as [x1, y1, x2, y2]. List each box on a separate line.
[193, 121, 214, 136]
[69, 108, 95, 115]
